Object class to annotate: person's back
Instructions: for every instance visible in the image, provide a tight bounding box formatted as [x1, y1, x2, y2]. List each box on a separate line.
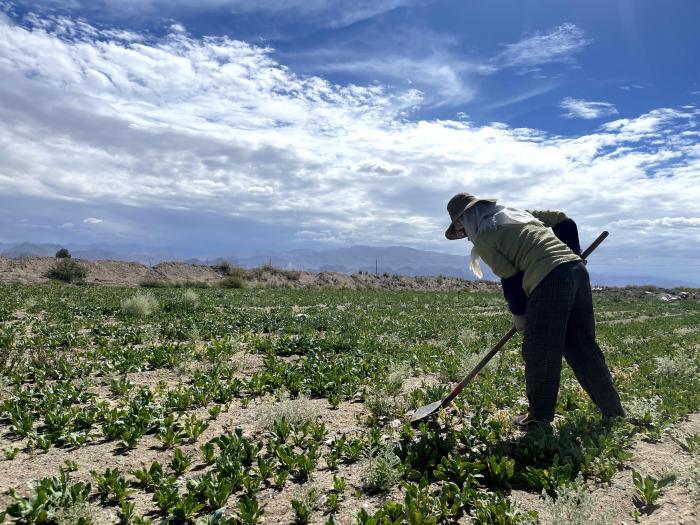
[474, 222, 580, 295]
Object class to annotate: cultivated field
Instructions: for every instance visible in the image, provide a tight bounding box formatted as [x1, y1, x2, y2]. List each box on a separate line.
[0, 284, 698, 524]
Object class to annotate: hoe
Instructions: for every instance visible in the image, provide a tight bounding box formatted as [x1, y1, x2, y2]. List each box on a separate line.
[409, 231, 609, 425]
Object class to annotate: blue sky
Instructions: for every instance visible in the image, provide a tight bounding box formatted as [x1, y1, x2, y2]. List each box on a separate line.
[0, 0, 699, 282]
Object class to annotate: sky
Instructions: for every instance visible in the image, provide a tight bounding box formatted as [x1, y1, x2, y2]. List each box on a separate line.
[0, 0, 699, 282]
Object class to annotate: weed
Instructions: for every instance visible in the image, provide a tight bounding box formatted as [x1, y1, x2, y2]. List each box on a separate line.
[54, 500, 98, 525]
[687, 457, 700, 501]
[541, 473, 610, 525]
[361, 445, 403, 495]
[255, 396, 319, 429]
[653, 354, 698, 378]
[623, 395, 669, 440]
[121, 292, 158, 318]
[167, 289, 200, 312]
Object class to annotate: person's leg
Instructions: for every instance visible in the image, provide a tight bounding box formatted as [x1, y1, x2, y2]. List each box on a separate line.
[522, 263, 578, 422]
[563, 264, 625, 418]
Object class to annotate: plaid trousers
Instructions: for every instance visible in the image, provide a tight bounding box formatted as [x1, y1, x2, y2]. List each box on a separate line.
[523, 261, 625, 421]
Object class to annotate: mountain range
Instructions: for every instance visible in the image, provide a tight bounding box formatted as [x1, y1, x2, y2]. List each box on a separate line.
[1, 242, 697, 288]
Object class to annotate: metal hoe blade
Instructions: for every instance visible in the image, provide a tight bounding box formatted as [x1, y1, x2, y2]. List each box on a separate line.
[408, 231, 609, 425]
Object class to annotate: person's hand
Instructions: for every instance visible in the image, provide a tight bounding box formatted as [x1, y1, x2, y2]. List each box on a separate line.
[512, 314, 526, 332]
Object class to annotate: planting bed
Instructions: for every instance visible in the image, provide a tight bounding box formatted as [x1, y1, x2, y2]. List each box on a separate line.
[0, 284, 698, 524]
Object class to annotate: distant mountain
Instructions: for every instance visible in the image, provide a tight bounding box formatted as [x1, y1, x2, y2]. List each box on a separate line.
[227, 245, 494, 280]
[1, 242, 64, 258]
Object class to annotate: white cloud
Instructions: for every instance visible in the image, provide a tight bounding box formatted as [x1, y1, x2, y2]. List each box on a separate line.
[59, 222, 74, 228]
[310, 53, 476, 107]
[354, 159, 408, 176]
[560, 97, 619, 119]
[0, 13, 699, 274]
[495, 23, 590, 68]
[611, 217, 700, 229]
[83, 217, 103, 224]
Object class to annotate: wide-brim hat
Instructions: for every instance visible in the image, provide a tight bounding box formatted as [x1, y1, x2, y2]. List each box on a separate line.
[445, 192, 497, 240]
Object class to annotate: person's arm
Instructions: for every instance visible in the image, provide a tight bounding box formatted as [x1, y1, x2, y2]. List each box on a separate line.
[476, 244, 526, 315]
[552, 218, 581, 255]
[501, 272, 526, 315]
[529, 210, 568, 228]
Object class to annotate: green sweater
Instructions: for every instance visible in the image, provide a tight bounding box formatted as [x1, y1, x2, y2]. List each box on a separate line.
[473, 210, 581, 296]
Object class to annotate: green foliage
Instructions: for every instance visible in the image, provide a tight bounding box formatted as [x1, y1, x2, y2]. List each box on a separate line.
[6, 469, 91, 523]
[91, 467, 131, 504]
[237, 494, 264, 525]
[55, 248, 71, 259]
[169, 448, 193, 476]
[46, 258, 87, 283]
[631, 469, 676, 509]
[485, 455, 515, 488]
[0, 284, 698, 524]
[220, 276, 245, 288]
[4, 447, 19, 460]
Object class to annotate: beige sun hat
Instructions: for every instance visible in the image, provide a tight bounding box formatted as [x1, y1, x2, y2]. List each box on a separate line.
[444, 192, 497, 240]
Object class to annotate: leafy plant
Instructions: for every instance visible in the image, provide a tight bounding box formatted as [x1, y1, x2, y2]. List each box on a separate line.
[632, 469, 676, 509]
[237, 494, 265, 525]
[486, 455, 515, 488]
[91, 467, 131, 504]
[170, 448, 193, 477]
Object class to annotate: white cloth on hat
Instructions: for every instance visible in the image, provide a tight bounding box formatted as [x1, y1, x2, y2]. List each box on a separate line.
[458, 202, 542, 278]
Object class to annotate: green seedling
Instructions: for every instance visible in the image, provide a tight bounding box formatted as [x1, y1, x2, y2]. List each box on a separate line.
[632, 469, 676, 509]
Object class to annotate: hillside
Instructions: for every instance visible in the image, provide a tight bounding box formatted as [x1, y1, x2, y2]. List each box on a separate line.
[0, 256, 493, 291]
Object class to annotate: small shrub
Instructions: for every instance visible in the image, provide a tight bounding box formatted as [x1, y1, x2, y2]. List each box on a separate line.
[54, 500, 98, 525]
[121, 292, 158, 318]
[654, 355, 697, 378]
[167, 289, 199, 312]
[46, 258, 87, 283]
[541, 474, 610, 525]
[361, 445, 403, 495]
[365, 386, 405, 421]
[255, 396, 319, 429]
[220, 276, 245, 289]
[55, 248, 71, 258]
[215, 260, 232, 274]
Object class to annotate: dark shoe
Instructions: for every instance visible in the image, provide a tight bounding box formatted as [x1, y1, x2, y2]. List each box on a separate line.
[512, 413, 551, 430]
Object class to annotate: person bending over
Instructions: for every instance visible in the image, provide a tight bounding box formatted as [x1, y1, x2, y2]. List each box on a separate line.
[445, 192, 625, 429]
